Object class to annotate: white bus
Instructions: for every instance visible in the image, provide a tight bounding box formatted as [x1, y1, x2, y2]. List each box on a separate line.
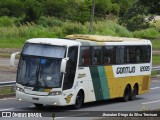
[10, 35, 152, 109]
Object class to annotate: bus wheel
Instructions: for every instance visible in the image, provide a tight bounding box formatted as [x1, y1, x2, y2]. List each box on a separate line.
[130, 85, 138, 101]
[34, 103, 43, 108]
[122, 86, 131, 102]
[74, 91, 84, 109]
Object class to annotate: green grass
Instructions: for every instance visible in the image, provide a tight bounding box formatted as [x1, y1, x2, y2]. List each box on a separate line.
[133, 28, 160, 39]
[152, 55, 160, 65]
[0, 86, 15, 95]
[0, 44, 22, 48]
[151, 39, 160, 50]
[0, 38, 25, 48]
[151, 70, 159, 76]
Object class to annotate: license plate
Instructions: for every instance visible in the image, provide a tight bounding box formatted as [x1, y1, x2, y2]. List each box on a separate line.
[32, 97, 39, 101]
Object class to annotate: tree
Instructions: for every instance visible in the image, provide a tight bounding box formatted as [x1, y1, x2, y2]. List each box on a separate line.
[23, 0, 43, 22]
[112, 0, 134, 16]
[65, 0, 90, 23]
[119, 1, 151, 31]
[138, 0, 160, 15]
[94, 0, 113, 18]
[0, 0, 24, 17]
[43, 0, 67, 18]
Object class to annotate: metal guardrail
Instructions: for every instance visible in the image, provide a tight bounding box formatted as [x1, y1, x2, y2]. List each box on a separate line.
[0, 81, 16, 87]
[0, 81, 16, 94]
[0, 66, 159, 87]
[152, 66, 160, 71]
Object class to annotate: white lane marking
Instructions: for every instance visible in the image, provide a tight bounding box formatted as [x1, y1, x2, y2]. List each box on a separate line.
[142, 100, 160, 105]
[0, 108, 14, 111]
[55, 117, 66, 119]
[54, 113, 89, 119]
[150, 87, 160, 90]
[151, 80, 159, 83]
[0, 98, 16, 101]
[29, 105, 35, 108]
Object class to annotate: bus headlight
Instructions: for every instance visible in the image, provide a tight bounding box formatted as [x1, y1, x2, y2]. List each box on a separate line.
[16, 87, 25, 93]
[48, 91, 61, 96]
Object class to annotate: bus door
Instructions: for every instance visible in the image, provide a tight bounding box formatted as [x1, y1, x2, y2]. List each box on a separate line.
[63, 46, 78, 91]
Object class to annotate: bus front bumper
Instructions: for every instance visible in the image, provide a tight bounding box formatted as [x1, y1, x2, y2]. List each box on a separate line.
[16, 91, 65, 106]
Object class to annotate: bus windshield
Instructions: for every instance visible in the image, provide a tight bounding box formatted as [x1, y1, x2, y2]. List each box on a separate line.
[17, 44, 66, 88]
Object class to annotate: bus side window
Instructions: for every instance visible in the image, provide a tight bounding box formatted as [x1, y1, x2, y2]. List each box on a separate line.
[136, 47, 141, 63]
[126, 46, 136, 63]
[116, 46, 125, 64]
[103, 46, 115, 65]
[92, 47, 103, 65]
[79, 47, 91, 66]
[140, 46, 151, 63]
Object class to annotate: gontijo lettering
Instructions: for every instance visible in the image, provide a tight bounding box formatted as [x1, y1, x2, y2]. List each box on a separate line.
[116, 66, 135, 74]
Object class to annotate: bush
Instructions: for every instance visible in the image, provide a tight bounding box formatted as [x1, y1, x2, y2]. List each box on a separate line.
[52, 20, 133, 38]
[37, 16, 63, 27]
[0, 16, 16, 27]
[62, 22, 88, 35]
[133, 28, 160, 39]
[152, 20, 160, 32]
[91, 20, 133, 37]
[0, 22, 56, 39]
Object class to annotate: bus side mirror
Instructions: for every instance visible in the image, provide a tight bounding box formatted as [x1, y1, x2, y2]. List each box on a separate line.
[60, 57, 69, 73]
[10, 52, 20, 67]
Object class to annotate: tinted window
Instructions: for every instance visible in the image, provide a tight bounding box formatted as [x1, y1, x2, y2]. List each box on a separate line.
[125, 46, 137, 63]
[92, 47, 103, 65]
[140, 45, 151, 63]
[79, 47, 91, 66]
[116, 46, 125, 64]
[103, 46, 116, 65]
[125, 45, 151, 64]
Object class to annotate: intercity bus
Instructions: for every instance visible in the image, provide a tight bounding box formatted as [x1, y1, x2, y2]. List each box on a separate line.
[10, 34, 152, 108]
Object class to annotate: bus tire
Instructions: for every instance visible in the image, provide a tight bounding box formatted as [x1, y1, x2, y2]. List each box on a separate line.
[130, 85, 138, 101]
[74, 91, 84, 109]
[122, 86, 131, 102]
[34, 103, 43, 108]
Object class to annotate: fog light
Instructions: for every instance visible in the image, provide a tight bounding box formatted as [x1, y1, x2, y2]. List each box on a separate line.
[18, 98, 22, 101]
[53, 102, 57, 105]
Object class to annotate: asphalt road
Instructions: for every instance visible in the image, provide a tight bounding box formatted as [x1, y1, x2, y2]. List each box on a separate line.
[0, 78, 160, 120]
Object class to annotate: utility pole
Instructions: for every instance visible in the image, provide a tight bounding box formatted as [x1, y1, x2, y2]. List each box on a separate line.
[90, 0, 95, 33]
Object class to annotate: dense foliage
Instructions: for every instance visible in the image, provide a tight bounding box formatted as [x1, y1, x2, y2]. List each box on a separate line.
[0, 0, 160, 33]
[0, 0, 134, 23]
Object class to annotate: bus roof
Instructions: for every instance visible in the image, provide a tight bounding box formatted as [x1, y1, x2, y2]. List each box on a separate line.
[66, 34, 149, 42]
[26, 38, 80, 46]
[26, 35, 151, 47]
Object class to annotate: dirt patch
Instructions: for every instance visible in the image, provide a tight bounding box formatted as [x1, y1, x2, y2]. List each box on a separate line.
[153, 50, 160, 55]
[0, 48, 21, 54]
[0, 57, 18, 82]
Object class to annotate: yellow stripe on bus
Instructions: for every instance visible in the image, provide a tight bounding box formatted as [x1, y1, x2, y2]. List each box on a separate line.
[104, 66, 117, 98]
[104, 66, 150, 99]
